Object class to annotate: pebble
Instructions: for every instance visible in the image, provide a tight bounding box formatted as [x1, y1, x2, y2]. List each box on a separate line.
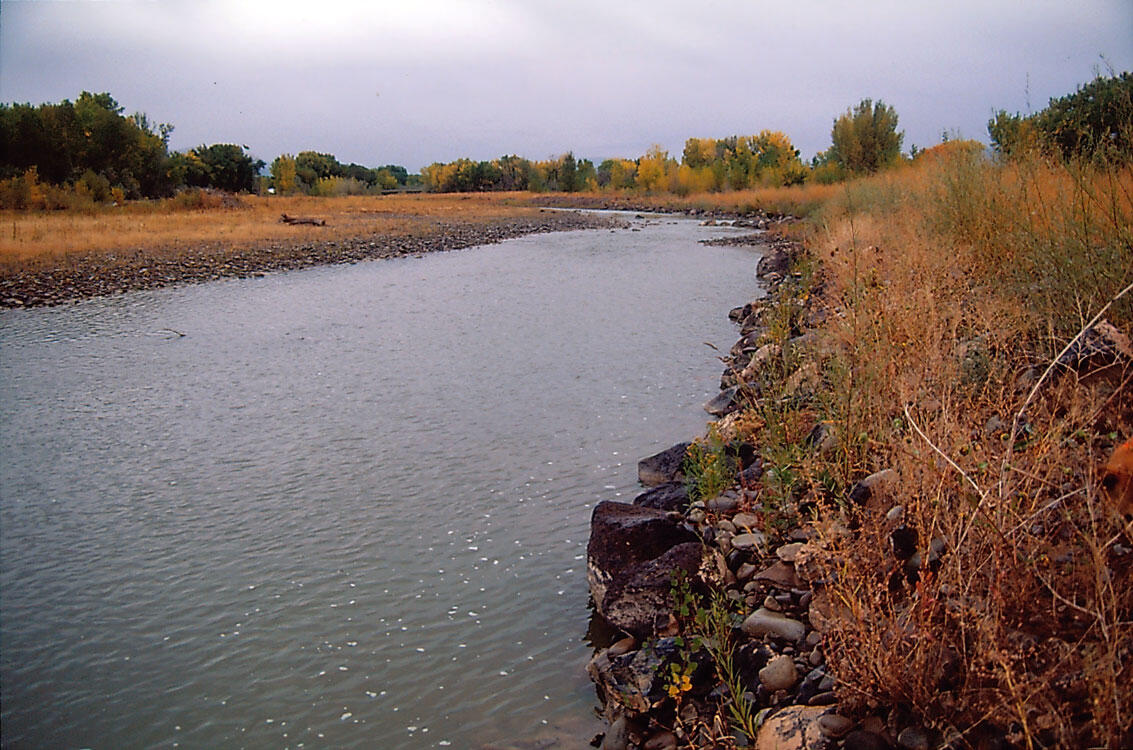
[716, 519, 736, 534]
[740, 608, 806, 642]
[731, 512, 759, 530]
[758, 655, 798, 691]
[817, 713, 855, 739]
[775, 542, 804, 562]
[807, 690, 837, 705]
[735, 562, 757, 581]
[730, 532, 766, 552]
[808, 647, 823, 666]
[762, 595, 782, 611]
[687, 509, 706, 524]
[705, 496, 739, 512]
[600, 716, 630, 750]
[897, 726, 933, 750]
[886, 504, 905, 523]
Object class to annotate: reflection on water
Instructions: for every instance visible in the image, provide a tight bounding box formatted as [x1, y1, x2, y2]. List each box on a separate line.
[0, 215, 763, 749]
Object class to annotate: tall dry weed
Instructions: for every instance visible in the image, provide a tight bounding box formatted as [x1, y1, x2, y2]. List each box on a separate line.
[796, 149, 1132, 747]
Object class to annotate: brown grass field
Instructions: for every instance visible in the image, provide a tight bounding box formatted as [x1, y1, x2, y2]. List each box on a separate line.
[725, 147, 1133, 747]
[0, 192, 555, 270]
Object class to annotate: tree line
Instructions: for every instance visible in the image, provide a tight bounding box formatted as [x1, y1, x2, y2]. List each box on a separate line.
[0, 91, 411, 209]
[2, 73, 1127, 208]
[419, 73, 1130, 194]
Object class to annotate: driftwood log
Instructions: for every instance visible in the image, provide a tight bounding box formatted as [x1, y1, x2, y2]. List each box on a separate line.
[280, 213, 326, 226]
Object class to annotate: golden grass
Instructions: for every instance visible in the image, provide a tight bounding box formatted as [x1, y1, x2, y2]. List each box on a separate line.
[0, 192, 551, 270]
[749, 150, 1133, 747]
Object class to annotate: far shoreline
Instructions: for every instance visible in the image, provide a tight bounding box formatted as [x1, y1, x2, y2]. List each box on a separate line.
[0, 209, 620, 309]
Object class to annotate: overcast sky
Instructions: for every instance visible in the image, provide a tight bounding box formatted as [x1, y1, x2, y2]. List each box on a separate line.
[2, 0, 1131, 171]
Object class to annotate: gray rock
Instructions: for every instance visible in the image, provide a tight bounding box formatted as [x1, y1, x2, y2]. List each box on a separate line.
[600, 716, 631, 750]
[638, 442, 691, 486]
[587, 501, 700, 609]
[732, 512, 760, 530]
[588, 646, 656, 716]
[816, 714, 854, 739]
[776, 542, 805, 562]
[633, 482, 689, 511]
[759, 654, 799, 691]
[601, 542, 723, 638]
[705, 495, 740, 513]
[848, 468, 897, 507]
[756, 247, 791, 279]
[705, 385, 742, 417]
[741, 608, 807, 642]
[731, 531, 767, 553]
[740, 343, 782, 381]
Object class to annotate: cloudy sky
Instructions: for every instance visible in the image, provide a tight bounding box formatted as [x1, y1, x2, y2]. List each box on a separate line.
[2, 0, 1131, 171]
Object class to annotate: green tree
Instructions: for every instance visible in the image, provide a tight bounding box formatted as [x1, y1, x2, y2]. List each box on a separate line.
[186, 144, 263, 192]
[295, 151, 341, 186]
[271, 154, 300, 194]
[829, 98, 904, 174]
[1031, 72, 1133, 160]
[559, 152, 579, 192]
[0, 91, 175, 197]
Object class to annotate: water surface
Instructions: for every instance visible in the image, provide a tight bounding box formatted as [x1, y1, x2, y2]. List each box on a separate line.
[0, 214, 764, 748]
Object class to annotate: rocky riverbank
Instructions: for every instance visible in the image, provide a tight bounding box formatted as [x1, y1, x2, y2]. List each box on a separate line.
[0, 210, 620, 308]
[583, 239, 957, 750]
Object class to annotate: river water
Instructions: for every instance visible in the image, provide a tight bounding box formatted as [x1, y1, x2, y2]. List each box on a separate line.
[0, 214, 764, 749]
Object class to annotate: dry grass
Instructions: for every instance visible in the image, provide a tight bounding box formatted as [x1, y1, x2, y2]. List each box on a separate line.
[0, 192, 550, 270]
[769, 151, 1133, 747]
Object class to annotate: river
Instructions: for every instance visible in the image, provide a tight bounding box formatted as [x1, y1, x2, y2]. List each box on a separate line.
[0, 213, 763, 749]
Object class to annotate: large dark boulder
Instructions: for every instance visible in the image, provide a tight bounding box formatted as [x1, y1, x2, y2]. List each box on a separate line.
[587, 501, 699, 608]
[637, 442, 690, 486]
[756, 246, 790, 279]
[632, 482, 689, 511]
[600, 542, 724, 637]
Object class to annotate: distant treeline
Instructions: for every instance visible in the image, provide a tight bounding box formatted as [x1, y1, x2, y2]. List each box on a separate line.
[420, 131, 811, 195]
[0, 92, 412, 209]
[1, 73, 1128, 209]
[420, 72, 1131, 194]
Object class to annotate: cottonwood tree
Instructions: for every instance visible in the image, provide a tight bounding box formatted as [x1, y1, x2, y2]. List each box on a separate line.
[829, 99, 904, 174]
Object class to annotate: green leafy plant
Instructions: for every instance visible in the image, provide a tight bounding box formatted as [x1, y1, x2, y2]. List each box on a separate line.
[684, 423, 734, 501]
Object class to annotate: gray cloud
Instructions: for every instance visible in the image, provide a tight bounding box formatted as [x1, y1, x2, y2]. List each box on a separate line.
[2, 0, 1130, 171]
